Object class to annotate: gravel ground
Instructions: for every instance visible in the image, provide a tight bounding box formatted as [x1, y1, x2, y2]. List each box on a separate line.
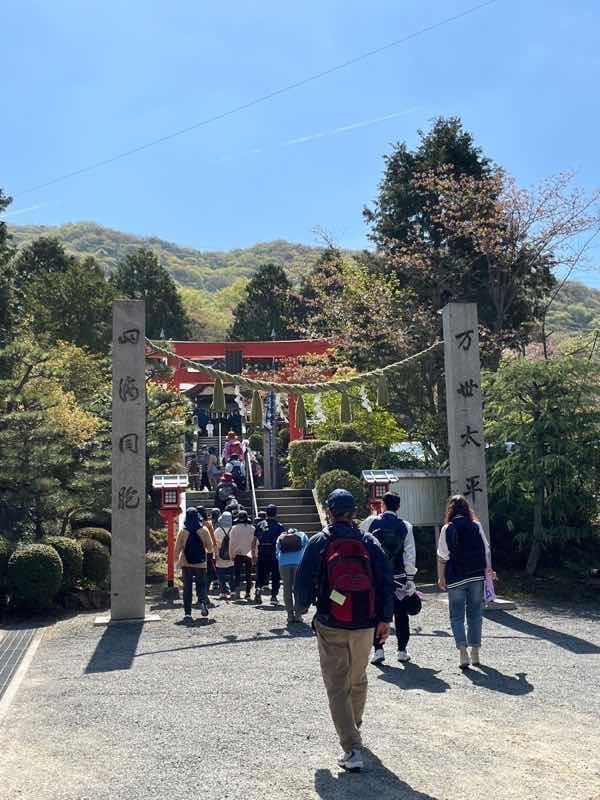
[1, 588, 599, 800]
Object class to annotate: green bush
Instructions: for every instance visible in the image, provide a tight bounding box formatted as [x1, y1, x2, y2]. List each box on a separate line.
[337, 425, 363, 442]
[248, 432, 263, 454]
[288, 439, 330, 487]
[315, 441, 370, 479]
[146, 528, 167, 552]
[75, 527, 111, 552]
[71, 509, 111, 532]
[8, 544, 63, 609]
[80, 539, 110, 586]
[44, 536, 84, 591]
[277, 427, 291, 452]
[315, 469, 367, 510]
[0, 535, 12, 591]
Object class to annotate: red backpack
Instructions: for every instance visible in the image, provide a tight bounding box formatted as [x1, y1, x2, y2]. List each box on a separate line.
[321, 531, 376, 628]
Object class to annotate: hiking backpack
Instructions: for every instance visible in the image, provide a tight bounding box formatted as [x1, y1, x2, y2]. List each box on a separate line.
[279, 531, 303, 553]
[321, 530, 376, 627]
[217, 483, 235, 504]
[184, 529, 206, 564]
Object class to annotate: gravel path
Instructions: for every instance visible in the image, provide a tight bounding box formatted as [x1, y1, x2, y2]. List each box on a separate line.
[1, 589, 599, 800]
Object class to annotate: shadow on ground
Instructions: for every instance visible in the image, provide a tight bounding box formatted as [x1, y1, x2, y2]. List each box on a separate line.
[85, 622, 143, 673]
[462, 665, 534, 695]
[375, 662, 450, 693]
[315, 748, 440, 799]
[488, 610, 600, 654]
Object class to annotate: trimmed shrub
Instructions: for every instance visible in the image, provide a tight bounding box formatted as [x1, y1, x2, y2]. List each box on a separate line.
[80, 539, 110, 586]
[0, 535, 12, 590]
[75, 527, 111, 552]
[71, 509, 111, 532]
[337, 425, 363, 442]
[45, 536, 84, 591]
[146, 528, 167, 552]
[248, 432, 263, 454]
[288, 439, 330, 487]
[277, 427, 291, 452]
[8, 544, 63, 609]
[315, 469, 367, 510]
[315, 441, 370, 479]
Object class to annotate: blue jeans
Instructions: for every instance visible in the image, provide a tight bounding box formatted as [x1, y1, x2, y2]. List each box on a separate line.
[448, 580, 484, 648]
[216, 566, 233, 594]
[182, 567, 207, 615]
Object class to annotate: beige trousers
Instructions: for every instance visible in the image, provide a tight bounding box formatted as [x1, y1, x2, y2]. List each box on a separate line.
[314, 620, 375, 752]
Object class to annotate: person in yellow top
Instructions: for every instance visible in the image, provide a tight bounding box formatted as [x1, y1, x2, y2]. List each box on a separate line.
[174, 507, 214, 623]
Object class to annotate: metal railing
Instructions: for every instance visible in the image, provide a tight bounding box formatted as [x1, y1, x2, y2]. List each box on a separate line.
[245, 445, 259, 521]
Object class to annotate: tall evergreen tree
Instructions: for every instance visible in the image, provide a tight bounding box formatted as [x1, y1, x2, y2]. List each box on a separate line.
[228, 263, 297, 341]
[112, 248, 191, 339]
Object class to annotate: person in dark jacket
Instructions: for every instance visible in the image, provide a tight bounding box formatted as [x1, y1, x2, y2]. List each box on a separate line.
[367, 492, 418, 665]
[295, 489, 393, 773]
[252, 504, 284, 604]
[437, 495, 491, 669]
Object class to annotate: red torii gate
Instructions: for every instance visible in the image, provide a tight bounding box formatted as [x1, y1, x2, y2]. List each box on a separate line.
[146, 338, 332, 441]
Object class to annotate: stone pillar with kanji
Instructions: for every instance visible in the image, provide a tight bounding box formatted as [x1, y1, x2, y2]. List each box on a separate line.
[442, 303, 490, 536]
[110, 300, 147, 621]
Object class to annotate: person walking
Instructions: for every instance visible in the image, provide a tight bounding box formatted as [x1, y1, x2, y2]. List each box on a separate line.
[276, 527, 309, 624]
[197, 447, 212, 492]
[213, 511, 235, 599]
[367, 492, 419, 665]
[437, 495, 492, 669]
[197, 506, 218, 600]
[174, 507, 213, 623]
[252, 504, 284, 605]
[214, 471, 238, 511]
[222, 430, 243, 463]
[207, 447, 220, 489]
[295, 489, 393, 773]
[229, 509, 255, 600]
[187, 456, 200, 491]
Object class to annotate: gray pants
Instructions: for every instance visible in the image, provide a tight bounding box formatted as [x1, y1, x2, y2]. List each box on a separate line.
[279, 563, 299, 621]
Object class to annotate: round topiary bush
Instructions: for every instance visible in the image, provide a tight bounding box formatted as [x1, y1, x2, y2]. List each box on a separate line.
[44, 536, 84, 591]
[80, 539, 110, 586]
[277, 427, 291, 452]
[315, 469, 367, 510]
[315, 441, 369, 479]
[288, 439, 330, 487]
[75, 527, 111, 552]
[248, 432, 263, 454]
[0, 535, 12, 591]
[8, 544, 63, 609]
[70, 509, 111, 532]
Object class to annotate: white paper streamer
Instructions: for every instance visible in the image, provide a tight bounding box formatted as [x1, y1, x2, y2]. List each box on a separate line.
[234, 385, 245, 413]
[313, 393, 326, 423]
[359, 385, 373, 413]
[275, 393, 288, 423]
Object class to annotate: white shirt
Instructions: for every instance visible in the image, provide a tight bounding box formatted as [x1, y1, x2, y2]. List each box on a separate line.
[360, 511, 416, 575]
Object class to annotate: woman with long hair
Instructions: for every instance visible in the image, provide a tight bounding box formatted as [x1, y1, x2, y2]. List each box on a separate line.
[437, 495, 491, 669]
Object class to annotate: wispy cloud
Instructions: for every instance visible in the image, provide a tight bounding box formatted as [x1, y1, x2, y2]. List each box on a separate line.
[0, 203, 47, 219]
[283, 109, 420, 147]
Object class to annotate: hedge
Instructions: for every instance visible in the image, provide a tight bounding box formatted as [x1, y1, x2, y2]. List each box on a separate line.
[75, 527, 112, 552]
[8, 544, 63, 609]
[248, 432, 263, 454]
[71, 509, 112, 532]
[315, 469, 367, 510]
[315, 441, 370, 479]
[80, 539, 110, 585]
[146, 528, 167, 552]
[0, 535, 12, 591]
[45, 536, 84, 591]
[288, 439, 330, 487]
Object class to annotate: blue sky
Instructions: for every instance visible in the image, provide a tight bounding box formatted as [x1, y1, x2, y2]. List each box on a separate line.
[2, 0, 600, 285]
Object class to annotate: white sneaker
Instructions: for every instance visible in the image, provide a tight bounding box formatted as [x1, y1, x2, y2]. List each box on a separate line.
[371, 647, 385, 665]
[397, 650, 411, 662]
[337, 749, 364, 772]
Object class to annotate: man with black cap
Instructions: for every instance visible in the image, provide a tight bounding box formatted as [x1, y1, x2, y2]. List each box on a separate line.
[252, 504, 284, 604]
[295, 489, 393, 773]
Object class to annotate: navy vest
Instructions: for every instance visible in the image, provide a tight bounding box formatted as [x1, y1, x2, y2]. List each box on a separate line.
[445, 516, 486, 588]
[368, 512, 407, 574]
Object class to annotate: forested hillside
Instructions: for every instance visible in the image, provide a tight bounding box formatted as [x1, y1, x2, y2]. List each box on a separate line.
[9, 222, 324, 291]
[546, 280, 600, 334]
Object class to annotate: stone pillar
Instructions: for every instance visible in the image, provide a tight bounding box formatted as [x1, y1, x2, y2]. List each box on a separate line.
[442, 303, 490, 535]
[111, 300, 147, 620]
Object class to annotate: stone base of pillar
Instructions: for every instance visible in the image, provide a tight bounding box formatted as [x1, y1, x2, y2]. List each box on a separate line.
[93, 613, 161, 626]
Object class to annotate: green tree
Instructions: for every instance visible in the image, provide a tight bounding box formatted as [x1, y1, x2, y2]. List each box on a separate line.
[0, 189, 17, 347]
[112, 248, 191, 339]
[484, 354, 600, 575]
[228, 263, 299, 341]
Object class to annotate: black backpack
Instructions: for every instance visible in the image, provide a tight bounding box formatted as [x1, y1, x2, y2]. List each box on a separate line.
[369, 514, 407, 563]
[184, 529, 206, 564]
[217, 527, 231, 561]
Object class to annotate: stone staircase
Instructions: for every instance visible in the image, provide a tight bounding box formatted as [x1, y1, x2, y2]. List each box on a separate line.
[186, 487, 323, 538]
